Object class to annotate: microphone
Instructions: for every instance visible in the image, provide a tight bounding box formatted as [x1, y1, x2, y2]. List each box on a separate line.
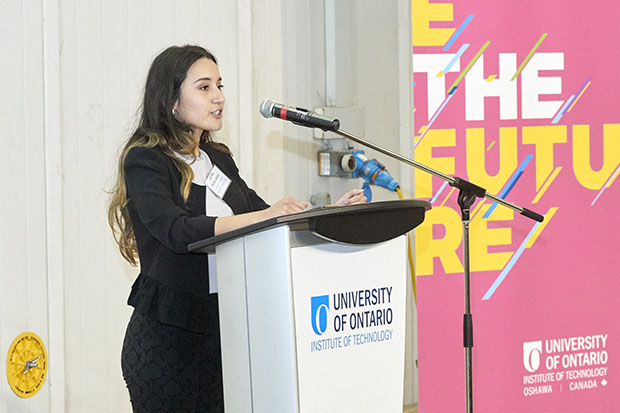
[260, 99, 340, 132]
[342, 150, 399, 202]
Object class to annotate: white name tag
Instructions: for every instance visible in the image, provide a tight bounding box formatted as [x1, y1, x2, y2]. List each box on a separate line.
[206, 165, 232, 199]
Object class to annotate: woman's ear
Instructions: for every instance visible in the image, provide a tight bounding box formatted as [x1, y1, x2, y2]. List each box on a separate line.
[172, 99, 179, 118]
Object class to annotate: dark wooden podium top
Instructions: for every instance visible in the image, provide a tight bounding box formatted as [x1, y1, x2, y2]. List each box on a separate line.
[188, 199, 431, 254]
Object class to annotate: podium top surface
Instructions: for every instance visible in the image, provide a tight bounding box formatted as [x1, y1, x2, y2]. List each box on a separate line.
[188, 199, 431, 254]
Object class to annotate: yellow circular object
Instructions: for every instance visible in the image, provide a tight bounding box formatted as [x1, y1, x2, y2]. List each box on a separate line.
[5, 332, 48, 398]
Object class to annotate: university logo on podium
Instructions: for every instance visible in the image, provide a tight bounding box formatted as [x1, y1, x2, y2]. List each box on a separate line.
[311, 295, 329, 335]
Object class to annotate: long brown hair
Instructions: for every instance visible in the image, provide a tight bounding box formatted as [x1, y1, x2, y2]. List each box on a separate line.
[108, 45, 228, 265]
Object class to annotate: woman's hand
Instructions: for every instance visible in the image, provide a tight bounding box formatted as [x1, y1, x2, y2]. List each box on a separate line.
[335, 189, 367, 206]
[264, 196, 309, 219]
[215, 196, 308, 236]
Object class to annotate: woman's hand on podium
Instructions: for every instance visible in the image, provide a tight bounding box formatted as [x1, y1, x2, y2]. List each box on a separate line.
[214, 197, 307, 236]
[335, 189, 367, 206]
[265, 196, 309, 218]
[214, 191, 364, 237]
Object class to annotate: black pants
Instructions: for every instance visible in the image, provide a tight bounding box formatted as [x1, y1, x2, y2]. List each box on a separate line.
[121, 311, 224, 412]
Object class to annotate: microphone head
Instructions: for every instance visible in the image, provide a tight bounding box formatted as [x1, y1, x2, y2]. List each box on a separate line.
[259, 99, 275, 119]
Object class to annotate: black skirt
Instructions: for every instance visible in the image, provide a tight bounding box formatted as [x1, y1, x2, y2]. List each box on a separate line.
[121, 310, 224, 412]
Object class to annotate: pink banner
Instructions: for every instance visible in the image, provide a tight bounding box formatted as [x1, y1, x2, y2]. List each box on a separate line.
[412, 1, 620, 411]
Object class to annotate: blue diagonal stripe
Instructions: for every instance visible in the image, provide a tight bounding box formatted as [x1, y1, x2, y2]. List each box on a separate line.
[561, 95, 576, 116]
[591, 163, 620, 206]
[430, 181, 449, 204]
[482, 222, 540, 300]
[552, 96, 574, 124]
[442, 44, 470, 74]
[414, 89, 457, 148]
[443, 15, 475, 51]
[483, 155, 533, 218]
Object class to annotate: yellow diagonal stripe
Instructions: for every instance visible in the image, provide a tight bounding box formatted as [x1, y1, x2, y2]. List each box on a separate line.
[470, 200, 486, 221]
[486, 75, 497, 82]
[568, 82, 591, 112]
[532, 167, 562, 204]
[440, 187, 456, 207]
[525, 207, 558, 248]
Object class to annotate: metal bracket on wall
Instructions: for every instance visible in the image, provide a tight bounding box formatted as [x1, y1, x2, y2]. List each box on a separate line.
[317, 150, 354, 177]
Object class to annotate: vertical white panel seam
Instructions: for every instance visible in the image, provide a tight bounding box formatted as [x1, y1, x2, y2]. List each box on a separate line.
[23, 0, 32, 337]
[397, 0, 416, 406]
[43, 0, 66, 411]
[236, 0, 254, 185]
[285, 232, 301, 413]
[99, 0, 112, 409]
[324, 0, 336, 106]
[241, 238, 255, 412]
[74, 2, 85, 411]
[151, 0, 156, 47]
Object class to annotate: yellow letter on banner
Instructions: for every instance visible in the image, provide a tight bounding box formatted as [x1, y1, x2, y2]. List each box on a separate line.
[522, 126, 567, 191]
[415, 206, 463, 275]
[466, 127, 518, 195]
[412, 0, 455, 46]
[573, 124, 620, 190]
[470, 204, 514, 272]
[414, 129, 456, 198]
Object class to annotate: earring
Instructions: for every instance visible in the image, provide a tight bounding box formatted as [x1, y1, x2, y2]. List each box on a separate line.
[172, 108, 176, 116]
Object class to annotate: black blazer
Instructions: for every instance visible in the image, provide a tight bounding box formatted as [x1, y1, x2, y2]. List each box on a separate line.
[124, 143, 268, 333]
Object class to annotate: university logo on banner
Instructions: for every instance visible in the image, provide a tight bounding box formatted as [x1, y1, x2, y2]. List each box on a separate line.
[523, 341, 543, 373]
[522, 334, 609, 396]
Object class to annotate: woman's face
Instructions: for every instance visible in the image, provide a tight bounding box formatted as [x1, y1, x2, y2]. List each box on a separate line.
[174, 57, 225, 137]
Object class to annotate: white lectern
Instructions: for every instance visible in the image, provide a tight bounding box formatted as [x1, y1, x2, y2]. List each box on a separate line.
[189, 200, 430, 413]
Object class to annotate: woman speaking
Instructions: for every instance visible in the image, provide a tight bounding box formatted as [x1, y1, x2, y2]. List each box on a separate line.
[108, 45, 365, 412]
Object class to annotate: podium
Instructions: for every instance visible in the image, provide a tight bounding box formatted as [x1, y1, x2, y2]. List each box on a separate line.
[189, 199, 430, 413]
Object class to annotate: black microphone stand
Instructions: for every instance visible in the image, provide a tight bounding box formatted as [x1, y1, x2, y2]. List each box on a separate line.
[330, 127, 544, 413]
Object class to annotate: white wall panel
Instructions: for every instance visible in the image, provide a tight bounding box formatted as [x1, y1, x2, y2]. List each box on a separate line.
[352, 1, 402, 201]
[58, 1, 83, 410]
[352, 2, 417, 405]
[225, 0, 248, 173]
[250, 0, 286, 201]
[281, 0, 327, 203]
[62, 0, 110, 408]
[152, 0, 175, 50]
[100, 2, 136, 412]
[126, 1, 155, 120]
[0, 0, 50, 411]
[43, 0, 67, 410]
[59, 1, 245, 411]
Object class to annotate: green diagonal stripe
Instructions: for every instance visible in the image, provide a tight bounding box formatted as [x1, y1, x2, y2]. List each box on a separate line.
[449, 41, 491, 92]
[511, 33, 548, 81]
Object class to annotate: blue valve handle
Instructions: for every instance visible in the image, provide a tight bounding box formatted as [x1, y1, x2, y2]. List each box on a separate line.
[351, 150, 399, 201]
[362, 181, 373, 202]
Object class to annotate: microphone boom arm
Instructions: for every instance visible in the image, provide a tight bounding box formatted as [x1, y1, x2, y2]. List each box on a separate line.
[332, 128, 544, 223]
